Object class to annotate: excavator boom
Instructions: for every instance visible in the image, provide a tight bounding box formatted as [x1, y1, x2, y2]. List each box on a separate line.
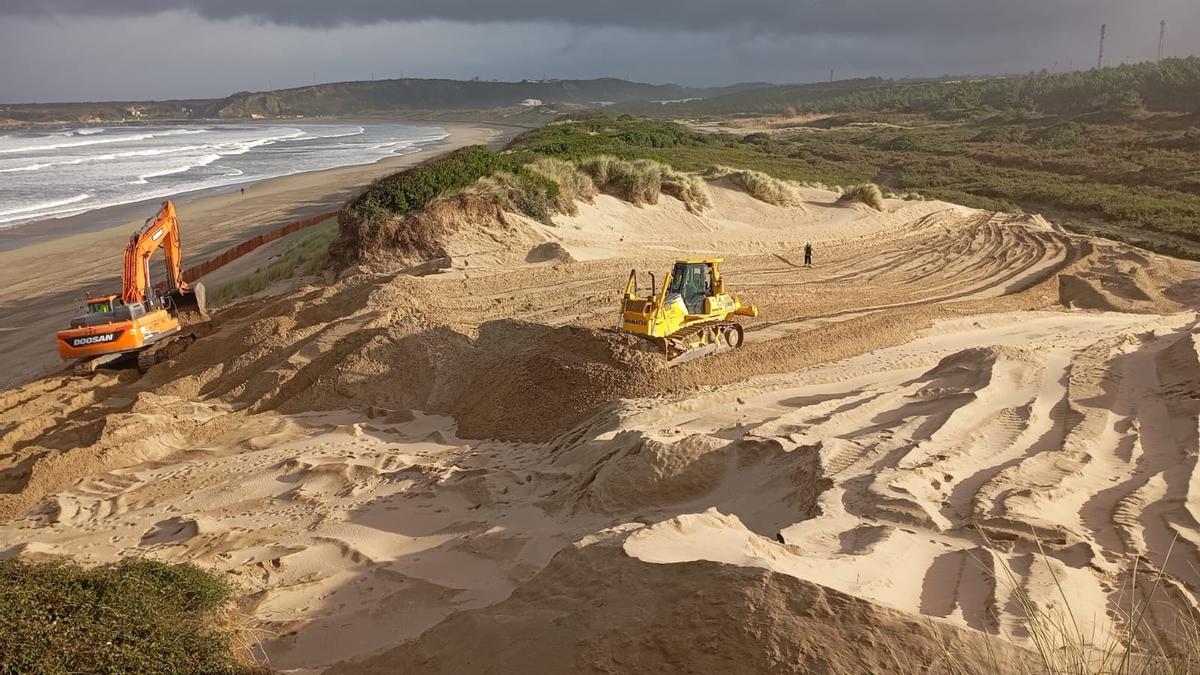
[120, 201, 206, 316]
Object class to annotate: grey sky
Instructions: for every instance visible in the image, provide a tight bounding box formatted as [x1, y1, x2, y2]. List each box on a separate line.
[1, 1, 1196, 103]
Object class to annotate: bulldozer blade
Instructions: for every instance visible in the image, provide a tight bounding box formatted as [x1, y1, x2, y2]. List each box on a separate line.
[168, 282, 208, 320]
[667, 342, 720, 366]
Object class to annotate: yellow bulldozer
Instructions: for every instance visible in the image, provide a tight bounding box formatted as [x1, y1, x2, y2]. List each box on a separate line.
[618, 257, 758, 364]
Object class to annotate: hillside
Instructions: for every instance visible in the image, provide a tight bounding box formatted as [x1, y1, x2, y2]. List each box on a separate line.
[0, 78, 771, 127]
[624, 58, 1200, 117]
[206, 78, 771, 119]
[0, 98, 215, 127]
[491, 114, 1200, 260]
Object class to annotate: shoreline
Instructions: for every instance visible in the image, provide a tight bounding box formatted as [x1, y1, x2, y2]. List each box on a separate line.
[0, 121, 459, 253]
[0, 121, 519, 389]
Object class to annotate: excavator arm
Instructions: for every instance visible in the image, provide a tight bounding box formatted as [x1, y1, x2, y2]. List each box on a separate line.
[119, 200, 206, 318]
[120, 200, 189, 306]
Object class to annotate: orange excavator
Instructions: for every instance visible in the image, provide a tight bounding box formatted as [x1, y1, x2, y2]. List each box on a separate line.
[56, 200, 208, 375]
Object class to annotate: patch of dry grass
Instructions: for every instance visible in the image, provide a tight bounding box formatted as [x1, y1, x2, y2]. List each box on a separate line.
[578, 156, 712, 212]
[969, 532, 1200, 675]
[838, 183, 887, 211]
[661, 169, 712, 212]
[527, 157, 598, 215]
[458, 171, 556, 222]
[706, 165, 803, 207]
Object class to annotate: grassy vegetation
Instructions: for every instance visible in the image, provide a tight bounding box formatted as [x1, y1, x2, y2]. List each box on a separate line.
[333, 145, 562, 263]
[526, 157, 598, 215]
[333, 101, 1200, 262]
[457, 170, 561, 223]
[839, 183, 887, 211]
[0, 558, 257, 675]
[969, 535, 1200, 675]
[706, 165, 802, 206]
[508, 112, 1200, 258]
[624, 58, 1200, 117]
[576, 156, 712, 212]
[211, 218, 338, 306]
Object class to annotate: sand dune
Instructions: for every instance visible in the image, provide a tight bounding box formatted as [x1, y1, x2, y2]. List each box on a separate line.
[2, 184, 1199, 672]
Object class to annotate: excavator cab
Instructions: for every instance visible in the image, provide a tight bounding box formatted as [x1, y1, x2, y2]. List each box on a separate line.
[87, 297, 115, 315]
[70, 294, 144, 329]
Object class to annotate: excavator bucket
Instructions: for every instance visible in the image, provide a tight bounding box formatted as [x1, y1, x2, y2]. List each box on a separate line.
[168, 282, 208, 321]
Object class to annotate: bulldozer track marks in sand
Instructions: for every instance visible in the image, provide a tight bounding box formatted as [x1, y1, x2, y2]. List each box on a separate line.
[2, 184, 1200, 671]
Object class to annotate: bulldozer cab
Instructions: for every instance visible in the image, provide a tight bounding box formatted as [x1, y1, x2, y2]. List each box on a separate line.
[667, 261, 713, 315]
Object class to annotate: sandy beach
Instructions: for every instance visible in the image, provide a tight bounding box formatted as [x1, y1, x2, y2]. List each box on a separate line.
[0, 122, 515, 388]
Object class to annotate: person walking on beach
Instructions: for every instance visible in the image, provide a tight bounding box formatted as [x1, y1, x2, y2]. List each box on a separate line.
[804, 241, 813, 267]
[240, 187, 245, 196]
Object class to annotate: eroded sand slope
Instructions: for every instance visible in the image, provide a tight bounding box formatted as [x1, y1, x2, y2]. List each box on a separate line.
[2, 184, 1198, 672]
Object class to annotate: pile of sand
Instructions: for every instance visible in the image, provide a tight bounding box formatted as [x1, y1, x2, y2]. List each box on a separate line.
[327, 523, 1032, 674]
[147, 271, 666, 441]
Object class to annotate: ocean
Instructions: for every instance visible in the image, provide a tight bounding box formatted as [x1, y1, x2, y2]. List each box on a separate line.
[0, 122, 448, 228]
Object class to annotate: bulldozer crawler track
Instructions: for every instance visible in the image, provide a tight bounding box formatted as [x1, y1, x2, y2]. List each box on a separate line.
[662, 321, 744, 365]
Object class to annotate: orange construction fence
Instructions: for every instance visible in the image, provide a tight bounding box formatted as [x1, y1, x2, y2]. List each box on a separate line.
[182, 211, 338, 284]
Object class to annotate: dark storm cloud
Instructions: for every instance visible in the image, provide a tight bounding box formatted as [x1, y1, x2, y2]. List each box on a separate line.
[1, 1, 1194, 103]
[0, 0, 1176, 36]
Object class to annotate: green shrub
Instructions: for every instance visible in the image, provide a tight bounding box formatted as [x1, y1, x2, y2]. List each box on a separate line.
[460, 170, 558, 224]
[0, 558, 256, 675]
[615, 126, 696, 148]
[1033, 121, 1087, 148]
[1154, 127, 1200, 151]
[335, 145, 520, 262]
[880, 134, 926, 151]
[971, 127, 1028, 143]
[838, 183, 887, 210]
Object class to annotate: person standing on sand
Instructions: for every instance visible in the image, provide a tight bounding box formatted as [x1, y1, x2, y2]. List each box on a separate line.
[240, 187, 245, 196]
[804, 241, 813, 267]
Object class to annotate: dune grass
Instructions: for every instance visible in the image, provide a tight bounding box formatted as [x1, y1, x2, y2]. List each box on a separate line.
[661, 168, 713, 212]
[577, 156, 661, 205]
[706, 165, 803, 207]
[507, 113, 1200, 260]
[457, 169, 560, 223]
[576, 155, 712, 212]
[210, 219, 337, 306]
[526, 157, 597, 215]
[334, 146, 526, 263]
[0, 558, 260, 675]
[962, 533, 1200, 675]
[838, 183, 887, 211]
